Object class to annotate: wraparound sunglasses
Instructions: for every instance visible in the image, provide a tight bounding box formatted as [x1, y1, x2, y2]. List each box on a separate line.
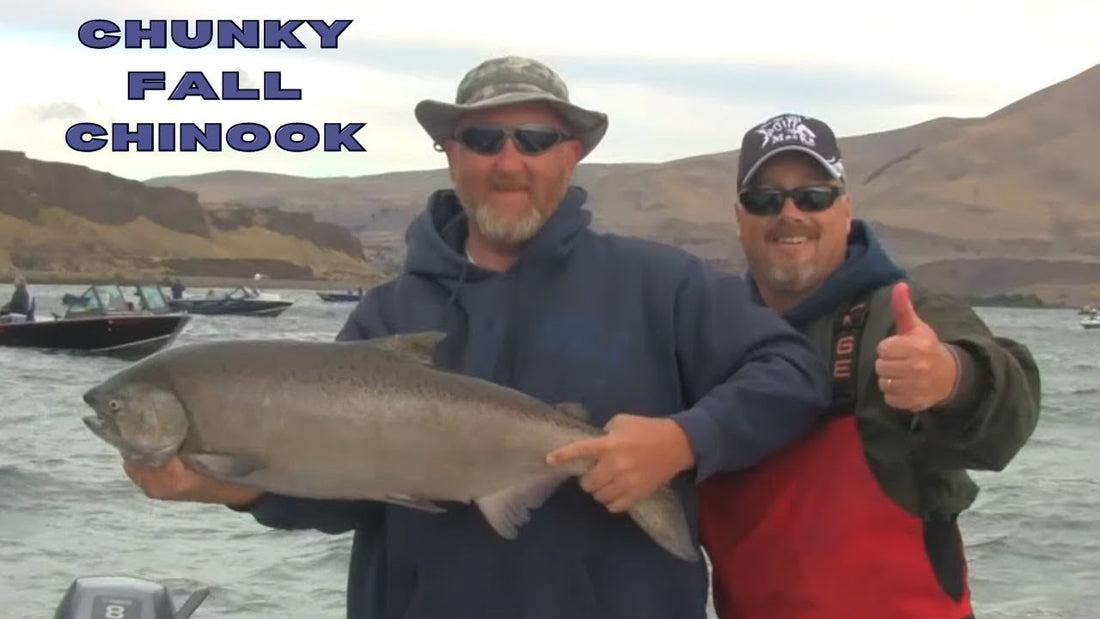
[738, 185, 843, 215]
[455, 124, 570, 156]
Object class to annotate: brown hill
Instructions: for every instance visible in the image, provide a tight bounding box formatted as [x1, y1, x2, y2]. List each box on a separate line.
[0, 151, 386, 284]
[851, 64, 1100, 249]
[149, 163, 654, 232]
[144, 63, 1100, 304]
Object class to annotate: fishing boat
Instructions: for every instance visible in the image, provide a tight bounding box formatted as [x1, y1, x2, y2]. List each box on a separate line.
[317, 289, 364, 303]
[0, 284, 190, 360]
[1081, 311, 1100, 330]
[165, 284, 294, 317]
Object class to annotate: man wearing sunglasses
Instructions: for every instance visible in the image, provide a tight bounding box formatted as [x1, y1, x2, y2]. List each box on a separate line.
[121, 60, 833, 618]
[698, 113, 1041, 618]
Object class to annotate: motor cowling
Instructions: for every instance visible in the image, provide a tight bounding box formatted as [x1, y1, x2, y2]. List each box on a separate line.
[53, 576, 207, 619]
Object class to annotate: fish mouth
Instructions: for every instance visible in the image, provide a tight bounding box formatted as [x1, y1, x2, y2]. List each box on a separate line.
[81, 415, 173, 467]
[83, 415, 123, 447]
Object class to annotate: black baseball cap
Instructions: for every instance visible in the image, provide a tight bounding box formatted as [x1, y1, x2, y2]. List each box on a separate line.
[736, 113, 846, 190]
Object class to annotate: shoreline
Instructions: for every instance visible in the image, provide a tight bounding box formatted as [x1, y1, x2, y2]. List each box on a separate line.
[6, 270, 1087, 309]
[12, 270, 393, 292]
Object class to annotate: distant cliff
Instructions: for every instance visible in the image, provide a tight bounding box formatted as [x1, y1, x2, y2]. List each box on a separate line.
[205, 204, 364, 260]
[0, 150, 384, 283]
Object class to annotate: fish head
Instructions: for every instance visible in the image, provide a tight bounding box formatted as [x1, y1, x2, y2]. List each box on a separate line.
[81, 377, 189, 468]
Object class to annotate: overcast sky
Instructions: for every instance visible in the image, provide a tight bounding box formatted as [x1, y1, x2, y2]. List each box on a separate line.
[1, 0, 1096, 181]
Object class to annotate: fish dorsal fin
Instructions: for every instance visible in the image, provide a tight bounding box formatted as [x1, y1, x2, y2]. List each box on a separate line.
[361, 330, 447, 365]
[555, 402, 590, 422]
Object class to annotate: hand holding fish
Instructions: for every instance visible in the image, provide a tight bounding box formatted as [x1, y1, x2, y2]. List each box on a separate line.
[546, 414, 694, 514]
[124, 455, 262, 506]
[874, 282, 960, 412]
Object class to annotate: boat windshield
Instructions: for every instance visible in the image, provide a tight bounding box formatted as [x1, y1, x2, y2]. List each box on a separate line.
[63, 288, 101, 317]
[64, 286, 129, 318]
[227, 286, 258, 299]
[98, 288, 129, 311]
[138, 285, 168, 311]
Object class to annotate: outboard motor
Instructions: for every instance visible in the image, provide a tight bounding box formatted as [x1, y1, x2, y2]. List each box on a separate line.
[52, 576, 209, 619]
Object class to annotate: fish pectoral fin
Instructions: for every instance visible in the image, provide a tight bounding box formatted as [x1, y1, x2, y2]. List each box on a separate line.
[181, 452, 266, 481]
[379, 494, 446, 513]
[554, 402, 590, 422]
[474, 471, 571, 539]
[360, 331, 447, 366]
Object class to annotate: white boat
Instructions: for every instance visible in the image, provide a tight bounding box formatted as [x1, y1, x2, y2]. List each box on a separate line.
[1081, 312, 1100, 330]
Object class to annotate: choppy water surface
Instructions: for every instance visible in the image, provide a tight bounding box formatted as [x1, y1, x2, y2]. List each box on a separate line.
[0, 287, 1096, 618]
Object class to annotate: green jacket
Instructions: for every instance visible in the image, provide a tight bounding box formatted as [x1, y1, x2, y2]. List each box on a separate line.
[800, 282, 1042, 517]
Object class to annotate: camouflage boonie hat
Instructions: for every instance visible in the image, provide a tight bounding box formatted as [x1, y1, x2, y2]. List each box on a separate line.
[414, 56, 609, 159]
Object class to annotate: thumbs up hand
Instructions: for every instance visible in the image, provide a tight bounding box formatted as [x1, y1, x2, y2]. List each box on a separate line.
[874, 282, 960, 412]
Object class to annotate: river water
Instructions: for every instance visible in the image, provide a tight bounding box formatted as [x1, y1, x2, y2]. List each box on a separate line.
[0, 285, 1096, 618]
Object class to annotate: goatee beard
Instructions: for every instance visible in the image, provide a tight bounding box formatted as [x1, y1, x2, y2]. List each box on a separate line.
[474, 205, 547, 244]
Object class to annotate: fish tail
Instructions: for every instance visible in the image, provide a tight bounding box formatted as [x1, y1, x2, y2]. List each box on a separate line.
[626, 484, 700, 562]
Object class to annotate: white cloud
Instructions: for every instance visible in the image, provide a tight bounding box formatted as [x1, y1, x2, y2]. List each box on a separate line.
[1, 0, 1097, 180]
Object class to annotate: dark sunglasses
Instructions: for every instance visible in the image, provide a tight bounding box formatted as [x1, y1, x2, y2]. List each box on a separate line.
[455, 124, 570, 156]
[738, 185, 843, 216]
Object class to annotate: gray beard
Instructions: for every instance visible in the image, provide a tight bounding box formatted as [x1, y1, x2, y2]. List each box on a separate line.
[764, 263, 818, 292]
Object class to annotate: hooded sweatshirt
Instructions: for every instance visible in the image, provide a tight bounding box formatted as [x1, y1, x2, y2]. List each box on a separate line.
[744, 219, 980, 411]
[243, 186, 832, 619]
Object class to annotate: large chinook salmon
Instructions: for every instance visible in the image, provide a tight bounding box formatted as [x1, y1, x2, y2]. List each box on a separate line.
[81, 331, 699, 561]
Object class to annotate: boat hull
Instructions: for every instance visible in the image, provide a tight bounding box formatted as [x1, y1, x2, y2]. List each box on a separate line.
[0, 314, 191, 361]
[167, 299, 292, 317]
[317, 292, 363, 303]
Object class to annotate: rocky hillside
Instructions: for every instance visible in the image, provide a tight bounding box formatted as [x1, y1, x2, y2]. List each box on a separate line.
[147, 64, 1100, 305]
[0, 150, 387, 284]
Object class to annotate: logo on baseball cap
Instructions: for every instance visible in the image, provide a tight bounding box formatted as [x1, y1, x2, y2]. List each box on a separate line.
[737, 113, 845, 190]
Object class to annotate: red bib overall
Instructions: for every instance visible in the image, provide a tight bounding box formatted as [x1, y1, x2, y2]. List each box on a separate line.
[699, 298, 973, 619]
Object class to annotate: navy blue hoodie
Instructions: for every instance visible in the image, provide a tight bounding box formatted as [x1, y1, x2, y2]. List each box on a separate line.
[243, 186, 831, 619]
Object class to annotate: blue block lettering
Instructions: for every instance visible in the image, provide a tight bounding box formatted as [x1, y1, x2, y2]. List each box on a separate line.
[128, 72, 166, 100]
[221, 72, 259, 100]
[308, 20, 353, 48]
[180, 124, 222, 151]
[66, 123, 108, 151]
[112, 124, 155, 151]
[77, 20, 120, 49]
[169, 72, 219, 100]
[158, 124, 176, 151]
[276, 124, 320, 151]
[171, 21, 212, 49]
[324, 123, 366, 151]
[263, 72, 301, 100]
[123, 20, 167, 48]
[263, 20, 305, 48]
[217, 20, 259, 48]
[226, 123, 270, 151]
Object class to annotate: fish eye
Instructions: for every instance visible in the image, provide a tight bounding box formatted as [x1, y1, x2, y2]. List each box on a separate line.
[108, 400, 121, 411]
